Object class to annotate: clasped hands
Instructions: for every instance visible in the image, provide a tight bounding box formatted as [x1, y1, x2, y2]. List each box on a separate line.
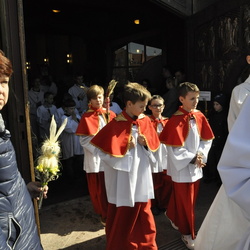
[129, 135, 146, 149]
[194, 153, 206, 168]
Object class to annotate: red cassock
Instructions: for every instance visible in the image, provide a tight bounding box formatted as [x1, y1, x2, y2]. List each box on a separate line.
[159, 107, 214, 239]
[149, 115, 172, 210]
[91, 111, 160, 250]
[76, 106, 116, 221]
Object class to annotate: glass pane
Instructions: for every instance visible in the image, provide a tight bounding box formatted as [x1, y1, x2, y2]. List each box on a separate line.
[146, 46, 162, 61]
[113, 46, 127, 67]
[128, 42, 144, 66]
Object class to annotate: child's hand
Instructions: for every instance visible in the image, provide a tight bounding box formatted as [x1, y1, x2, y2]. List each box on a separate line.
[138, 135, 147, 146]
[195, 154, 206, 168]
[129, 136, 136, 149]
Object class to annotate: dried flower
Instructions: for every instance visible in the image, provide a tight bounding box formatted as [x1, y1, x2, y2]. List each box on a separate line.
[35, 116, 67, 209]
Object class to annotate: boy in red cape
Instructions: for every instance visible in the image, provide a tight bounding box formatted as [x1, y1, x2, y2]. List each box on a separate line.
[76, 85, 116, 225]
[159, 82, 214, 250]
[91, 82, 160, 250]
[148, 95, 172, 215]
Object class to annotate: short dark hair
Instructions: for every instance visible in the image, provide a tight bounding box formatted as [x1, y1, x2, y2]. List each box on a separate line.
[178, 82, 199, 97]
[0, 50, 13, 78]
[44, 92, 54, 99]
[123, 82, 151, 104]
[64, 99, 76, 108]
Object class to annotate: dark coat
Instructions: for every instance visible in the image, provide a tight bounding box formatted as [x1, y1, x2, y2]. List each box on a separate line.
[0, 114, 42, 250]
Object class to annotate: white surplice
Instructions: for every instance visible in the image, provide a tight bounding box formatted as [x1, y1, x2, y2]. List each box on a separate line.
[196, 79, 250, 250]
[79, 115, 106, 173]
[167, 119, 212, 183]
[98, 125, 158, 207]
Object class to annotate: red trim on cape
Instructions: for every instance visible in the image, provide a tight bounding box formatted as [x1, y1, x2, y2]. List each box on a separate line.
[76, 106, 116, 136]
[149, 115, 168, 131]
[91, 111, 160, 157]
[159, 106, 214, 147]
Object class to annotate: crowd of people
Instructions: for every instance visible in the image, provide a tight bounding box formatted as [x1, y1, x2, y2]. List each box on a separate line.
[2, 44, 250, 250]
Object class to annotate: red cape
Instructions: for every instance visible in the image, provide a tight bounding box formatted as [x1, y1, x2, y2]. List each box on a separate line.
[91, 111, 160, 157]
[159, 106, 214, 147]
[76, 106, 116, 136]
[149, 115, 168, 131]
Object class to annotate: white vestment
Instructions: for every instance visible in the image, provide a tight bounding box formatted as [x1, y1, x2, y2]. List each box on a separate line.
[167, 119, 212, 183]
[79, 115, 106, 173]
[196, 76, 250, 250]
[227, 75, 250, 130]
[68, 84, 88, 114]
[98, 125, 158, 207]
[60, 114, 83, 160]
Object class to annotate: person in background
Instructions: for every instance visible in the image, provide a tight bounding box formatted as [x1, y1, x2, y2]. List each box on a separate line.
[0, 50, 47, 249]
[37, 92, 57, 143]
[60, 99, 84, 182]
[141, 78, 157, 95]
[148, 95, 172, 216]
[28, 76, 44, 138]
[174, 68, 186, 84]
[159, 65, 173, 94]
[68, 74, 88, 115]
[40, 75, 58, 97]
[203, 93, 228, 185]
[162, 77, 179, 118]
[54, 92, 79, 127]
[76, 85, 116, 226]
[160, 82, 214, 250]
[91, 82, 160, 250]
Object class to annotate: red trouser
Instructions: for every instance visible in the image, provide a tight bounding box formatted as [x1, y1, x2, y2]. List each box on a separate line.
[166, 180, 200, 239]
[105, 201, 157, 250]
[151, 171, 172, 209]
[86, 172, 108, 219]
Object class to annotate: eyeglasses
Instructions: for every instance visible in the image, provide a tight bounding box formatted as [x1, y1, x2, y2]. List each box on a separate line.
[150, 104, 164, 108]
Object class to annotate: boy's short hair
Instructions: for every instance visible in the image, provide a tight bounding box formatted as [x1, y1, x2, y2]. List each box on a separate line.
[0, 50, 13, 77]
[87, 85, 104, 101]
[123, 82, 151, 104]
[64, 99, 76, 108]
[44, 91, 54, 99]
[149, 95, 164, 105]
[178, 82, 199, 97]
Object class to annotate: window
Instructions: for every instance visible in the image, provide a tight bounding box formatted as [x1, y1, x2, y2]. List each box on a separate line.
[112, 42, 162, 85]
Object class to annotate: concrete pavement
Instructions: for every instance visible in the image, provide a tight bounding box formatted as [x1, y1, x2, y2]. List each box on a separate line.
[39, 179, 220, 249]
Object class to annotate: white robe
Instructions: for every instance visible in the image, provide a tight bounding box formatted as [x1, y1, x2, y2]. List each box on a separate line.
[167, 119, 212, 183]
[79, 115, 106, 173]
[152, 122, 167, 173]
[98, 125, 158, 207]
[227, 75, 250, 130]
[36, 104, 57, 139]
[60, 114, 83, 159]
[196, 76, 250, 250]
[68, 84, 88, 114]
[28, 89, 44, 115]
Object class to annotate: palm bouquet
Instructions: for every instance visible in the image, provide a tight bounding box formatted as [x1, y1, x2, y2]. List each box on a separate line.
[35, 116, 67, 209]
[105, 79, 118, 122]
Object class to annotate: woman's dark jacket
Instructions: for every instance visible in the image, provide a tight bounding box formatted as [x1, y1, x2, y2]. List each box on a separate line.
[0, 114, 42, 249]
